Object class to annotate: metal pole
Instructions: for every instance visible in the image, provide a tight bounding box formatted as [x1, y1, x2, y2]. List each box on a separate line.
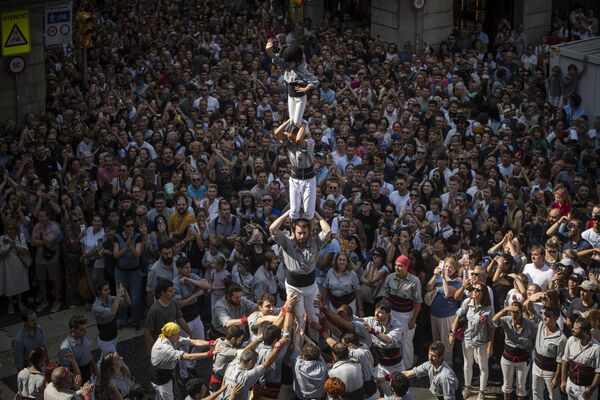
[82, 47, 88, 89]
[15, 73, 21, 124]
[415, 7, 423, 53]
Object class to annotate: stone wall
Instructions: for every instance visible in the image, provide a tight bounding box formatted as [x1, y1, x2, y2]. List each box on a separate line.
[522, 0, 552, 43]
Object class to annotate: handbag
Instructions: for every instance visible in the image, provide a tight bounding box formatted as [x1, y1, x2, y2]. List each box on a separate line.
[423, 286, 439, 306]
[454, 315, 468, 341]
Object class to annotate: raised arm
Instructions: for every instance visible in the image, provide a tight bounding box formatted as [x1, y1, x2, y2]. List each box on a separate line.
[269, 209, 291, 237]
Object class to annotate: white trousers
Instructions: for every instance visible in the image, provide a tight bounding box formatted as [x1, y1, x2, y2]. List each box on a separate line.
[152, 380, 174, 400]
[180, 316, 205, 371]
[391, 310, 415, 369]
[98, 338, 117, 355]
[376, 360, 406, 396]
[463, 342, 489, 391]
[566, 378, 598, 400]
[532, 363, 560, 400]
[430, 315, 455, 365]
[289, 176, 316, 220]
[500, 356, 529, 396]
[288, 94, 307, 127]
[286, 281, 319, 337]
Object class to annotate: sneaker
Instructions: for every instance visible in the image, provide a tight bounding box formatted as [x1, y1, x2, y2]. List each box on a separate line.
[462, 387, 472, 399]
[51, 302, 61, 313]
[477, 391, 486, 400]
[36, 302, 49, 312]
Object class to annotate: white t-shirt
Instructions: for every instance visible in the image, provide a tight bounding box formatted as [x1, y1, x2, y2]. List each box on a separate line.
[522, 262, 554, 290]
[582, 228, 600, 248]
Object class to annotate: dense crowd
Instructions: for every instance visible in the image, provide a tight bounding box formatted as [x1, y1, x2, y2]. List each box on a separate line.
[4, 0, 600, 399]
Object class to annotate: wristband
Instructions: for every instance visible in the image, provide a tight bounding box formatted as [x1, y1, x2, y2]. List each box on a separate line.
[384, 373, 393, 381]
[207, 349, 214, 357]
[319, 316, 327, 323]
[208, 340, 216, 347]
[321, 306, 329, 314]
[240, 316, 248, 325]
[368, 328, 377, 335]
[318, 327, 326, 336]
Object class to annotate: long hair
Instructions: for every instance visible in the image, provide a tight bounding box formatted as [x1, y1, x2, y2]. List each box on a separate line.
[99, 352, 133, 400]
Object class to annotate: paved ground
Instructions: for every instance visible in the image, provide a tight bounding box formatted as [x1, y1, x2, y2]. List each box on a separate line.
[0, 306, 503, 399]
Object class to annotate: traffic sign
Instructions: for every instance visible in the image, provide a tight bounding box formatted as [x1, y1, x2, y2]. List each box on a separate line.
[1, 10, 30, 56]
[45, 4, 72, 48]
[7, 56, 26, 75]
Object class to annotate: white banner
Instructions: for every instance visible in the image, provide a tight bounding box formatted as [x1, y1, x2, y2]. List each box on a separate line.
[45, 3, 72, 47]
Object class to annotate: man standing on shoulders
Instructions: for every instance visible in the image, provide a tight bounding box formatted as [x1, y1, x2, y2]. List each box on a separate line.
[402, 341, 460, 400]
[383, 255, 422, 369]
[270, 210, 332, 340]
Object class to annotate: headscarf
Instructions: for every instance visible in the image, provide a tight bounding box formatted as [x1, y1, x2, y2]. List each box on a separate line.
[159, 322, 180, 339]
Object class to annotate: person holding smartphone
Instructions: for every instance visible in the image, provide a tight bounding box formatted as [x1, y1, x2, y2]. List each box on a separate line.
[92, 280, 131, 355]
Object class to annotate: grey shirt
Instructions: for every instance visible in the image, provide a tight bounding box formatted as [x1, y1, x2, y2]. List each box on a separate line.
[223, 361, 266, 400]
[145, 300, 182, 340]
[494, 315, 536, 351]
[212, 339, 239, 377]
[285, 138, 315, 169]
[562, 336, 600, 376]
[292, 353, 327, 399]
[12, 326, 44, 369]
[455, 300, 494, 348]
[172, 272, 204, 302]
[92, 295, 125, 325]
[328, 359, 363, 393]
[150, 337, 190, 369]
[348, 344, 375, 382]
[324, 269, 360, 297]
[535, 321, 567, 362]
[412, 361, 459, 399]
[256, 342, 288, 385]
[146, 260, 177, 293]
[58, 335, 93, 368]
[211, 297, 257, 335]
[252, 266, 278, 302]
[273, 230, 329, 276]
[363, 316, 403, 350]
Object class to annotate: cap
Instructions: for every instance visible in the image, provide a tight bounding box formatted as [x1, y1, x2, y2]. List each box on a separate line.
[395, 255, 411, 268]
[559, 258, 573, 266]
[568, 273, 583, 283]
[579, 280, 597, 291]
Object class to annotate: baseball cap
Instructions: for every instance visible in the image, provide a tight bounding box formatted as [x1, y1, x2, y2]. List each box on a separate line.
[568, 273, 583, 283]
[579, 280, 597, 291]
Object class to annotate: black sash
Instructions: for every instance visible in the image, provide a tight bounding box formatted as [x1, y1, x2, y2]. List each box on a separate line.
[180, 303, 199, 322]
[150, 366, 174, 386]
[291, 166, 315, 180]
[345, 387, 364, 400]
[329, 292, 355, 308]
[535, 353, 557, 371]
[386, 293, 414, 313]
[97, 319, 118, 341]
[79, 363, 92, 383]
[286, 269, 315, 288]
[364, 379, 378, 397]
[568, 360, 595, 386]
[375, 347, 403, 367]
[502, 345, 530, 364]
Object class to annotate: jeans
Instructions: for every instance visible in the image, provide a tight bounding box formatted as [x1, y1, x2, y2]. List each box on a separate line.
[114, 268, 142, 327]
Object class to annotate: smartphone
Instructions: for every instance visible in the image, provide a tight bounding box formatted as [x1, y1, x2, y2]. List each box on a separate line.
[80, 224, 86, 232]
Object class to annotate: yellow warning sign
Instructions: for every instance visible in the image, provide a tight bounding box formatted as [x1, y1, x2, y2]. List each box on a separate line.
[1, 10, 30, 56]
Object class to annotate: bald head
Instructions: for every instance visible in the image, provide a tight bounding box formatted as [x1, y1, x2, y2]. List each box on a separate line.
[51, 367, 69, 388]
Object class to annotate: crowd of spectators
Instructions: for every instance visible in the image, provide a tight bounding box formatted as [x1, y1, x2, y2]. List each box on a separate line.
[5, 0, 600, 399]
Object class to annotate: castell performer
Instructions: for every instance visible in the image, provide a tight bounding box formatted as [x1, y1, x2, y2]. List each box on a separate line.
[265, 39, 318, 136]
[269, 209, 332, 339]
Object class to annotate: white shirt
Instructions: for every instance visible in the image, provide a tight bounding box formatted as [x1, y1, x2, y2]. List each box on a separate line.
[80, 227, 105, 269]
[522, 262, 554, 290]
[389, 191, 410, 214]
[582, 228, 600, 248]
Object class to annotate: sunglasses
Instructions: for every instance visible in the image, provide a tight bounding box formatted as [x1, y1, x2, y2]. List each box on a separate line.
[472, 287, 482, 293]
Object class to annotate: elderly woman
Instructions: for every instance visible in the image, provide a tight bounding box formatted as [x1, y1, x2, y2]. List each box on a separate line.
[426, 256, 462, 365]
[323, 252, 364, 316]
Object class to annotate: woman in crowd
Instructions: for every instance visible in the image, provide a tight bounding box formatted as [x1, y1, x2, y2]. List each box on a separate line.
[98, 352, 135, 400]
[323, 252, 364, 315]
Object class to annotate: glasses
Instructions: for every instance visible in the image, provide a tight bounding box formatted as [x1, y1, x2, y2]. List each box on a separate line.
[373, 253, 382, 257]
[472, 287, 482, 293]
[136, 213, 144, 217]
[440, 215, 449, 219]
[262, 199, 273, 203]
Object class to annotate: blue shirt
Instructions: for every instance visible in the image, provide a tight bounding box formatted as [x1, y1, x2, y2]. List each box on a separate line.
[187, 184, 206, 201]
[430, 277, 461, 318]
